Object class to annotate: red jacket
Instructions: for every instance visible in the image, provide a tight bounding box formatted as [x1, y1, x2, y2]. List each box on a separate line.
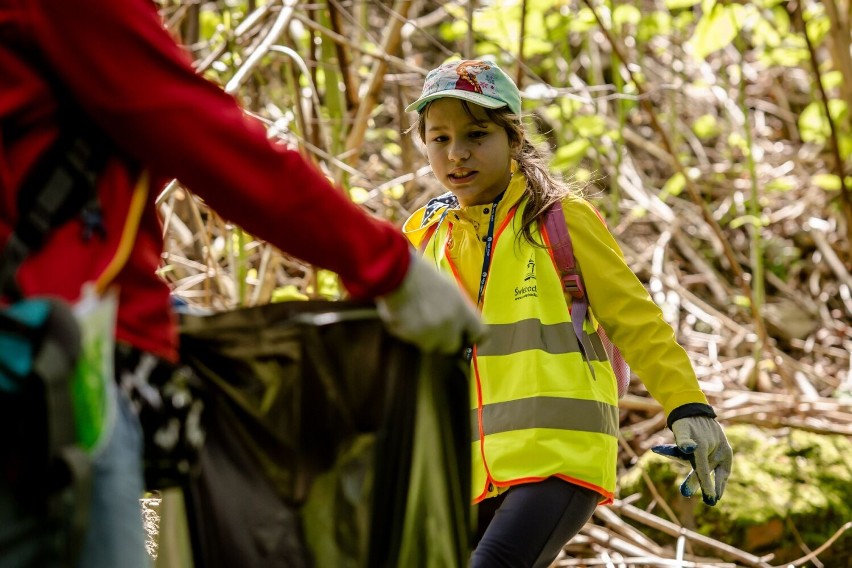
[0, 0, 410, 361]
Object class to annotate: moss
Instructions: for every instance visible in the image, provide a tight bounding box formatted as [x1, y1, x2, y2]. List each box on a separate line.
[617, 425, 852, 565]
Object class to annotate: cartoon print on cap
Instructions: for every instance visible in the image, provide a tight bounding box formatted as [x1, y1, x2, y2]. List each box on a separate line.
[455, 60, 492, 94]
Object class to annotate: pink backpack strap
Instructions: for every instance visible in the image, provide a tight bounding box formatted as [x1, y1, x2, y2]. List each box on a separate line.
[543, 202, 631, 397]
[543, 203, 596, 375]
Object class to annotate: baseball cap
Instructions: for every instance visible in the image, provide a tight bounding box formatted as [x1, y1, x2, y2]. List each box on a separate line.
[406, 60, 521, 115]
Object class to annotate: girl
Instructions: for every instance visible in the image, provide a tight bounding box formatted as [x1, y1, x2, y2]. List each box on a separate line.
[403, 60, 733, 568]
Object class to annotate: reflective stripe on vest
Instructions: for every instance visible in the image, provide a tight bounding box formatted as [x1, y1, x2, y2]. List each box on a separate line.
[423, 205, 618, 504]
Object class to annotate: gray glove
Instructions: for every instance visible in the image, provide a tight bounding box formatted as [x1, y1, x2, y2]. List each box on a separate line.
[376, 252, 487, 354]
[652, 416, 733, 506]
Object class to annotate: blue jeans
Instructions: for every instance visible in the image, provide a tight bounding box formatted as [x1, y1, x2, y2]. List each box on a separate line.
[0, 389, 148, 568]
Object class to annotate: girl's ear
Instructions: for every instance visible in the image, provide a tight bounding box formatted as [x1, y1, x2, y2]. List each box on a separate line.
[509, 134, 523, 154]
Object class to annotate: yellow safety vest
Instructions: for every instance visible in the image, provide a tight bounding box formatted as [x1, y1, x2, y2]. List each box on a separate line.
[422, 203, 618, 504]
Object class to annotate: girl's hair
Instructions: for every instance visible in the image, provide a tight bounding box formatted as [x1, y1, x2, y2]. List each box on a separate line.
[413, 100, 580, 246]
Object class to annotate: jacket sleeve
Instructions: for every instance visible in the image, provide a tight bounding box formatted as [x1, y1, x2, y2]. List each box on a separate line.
[562, 198, 710, 417]
[23, 0, 410, 299]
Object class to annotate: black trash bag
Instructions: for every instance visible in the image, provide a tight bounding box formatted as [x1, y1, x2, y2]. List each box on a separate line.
[178, 300, 471, 568]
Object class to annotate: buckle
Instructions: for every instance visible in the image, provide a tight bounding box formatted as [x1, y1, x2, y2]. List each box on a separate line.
[562, 274, 585, 299]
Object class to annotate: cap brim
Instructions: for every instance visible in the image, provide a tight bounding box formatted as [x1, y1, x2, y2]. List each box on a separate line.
[405, 90, 508, 113]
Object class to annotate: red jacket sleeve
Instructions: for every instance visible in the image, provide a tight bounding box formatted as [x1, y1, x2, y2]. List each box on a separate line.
[24, 0, 410, 299]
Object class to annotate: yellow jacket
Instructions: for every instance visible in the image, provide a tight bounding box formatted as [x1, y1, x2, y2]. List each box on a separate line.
[404, 172, 708, 419]
[414, 186, 621, 502]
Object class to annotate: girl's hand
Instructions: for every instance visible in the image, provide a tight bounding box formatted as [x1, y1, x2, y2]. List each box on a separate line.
[652, 417, 733, 506]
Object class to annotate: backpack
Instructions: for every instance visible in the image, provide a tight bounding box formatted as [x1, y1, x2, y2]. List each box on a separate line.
[543, 202, 631, 398]
[0, 128, 107, 565]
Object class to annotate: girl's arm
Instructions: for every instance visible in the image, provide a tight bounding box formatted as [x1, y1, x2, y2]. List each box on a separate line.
[562, 198, 713, 419]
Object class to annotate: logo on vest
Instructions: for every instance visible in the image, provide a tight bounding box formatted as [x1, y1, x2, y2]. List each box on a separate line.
[524, 259, 536, 282]
[515, 258, 538, 300]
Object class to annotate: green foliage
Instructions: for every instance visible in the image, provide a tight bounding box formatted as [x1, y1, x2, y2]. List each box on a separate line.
[612, 4, 641, 32]
[692, 114, 721, 140]
[315, 9, 347, 162]
[666, 0, 700, 9]
[271, 285, 309, 302]
[659, 172, 686, 201]
[803, 3, 831, 46]
[568, 7, 599, 34]
[572, 115, 607, 138]
[636, 10, 673, 42]
[551, 139, 591, 174]
[199, 7, 223, 41]
[728, 213, 767, 230]
[812, 173, 852, 192]
[764, 177, 796, 192]
[161, 0, 852, 346]
[619, 426, 852, 564]
[799, 100, 849, 145]
[763, 236, 802, 280]
[688, 2, 743, 60]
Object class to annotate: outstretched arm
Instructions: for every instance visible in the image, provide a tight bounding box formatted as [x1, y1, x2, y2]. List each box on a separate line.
[25, 0, 408, 299]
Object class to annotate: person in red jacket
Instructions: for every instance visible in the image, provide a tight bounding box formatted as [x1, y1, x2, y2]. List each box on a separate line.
[0, 1, 484, 566]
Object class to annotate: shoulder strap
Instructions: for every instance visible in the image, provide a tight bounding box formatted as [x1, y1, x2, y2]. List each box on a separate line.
[543, 202, 596, 374]
[0, 132, 108, 300]
[545, 202, 633, 397]
[544, 203, 584, 300]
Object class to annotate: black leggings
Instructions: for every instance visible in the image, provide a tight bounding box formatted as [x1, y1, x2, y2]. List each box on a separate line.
[471, 478, 599, 568]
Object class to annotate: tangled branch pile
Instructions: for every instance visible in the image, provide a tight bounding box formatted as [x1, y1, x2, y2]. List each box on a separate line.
[153, 1, 852, 565]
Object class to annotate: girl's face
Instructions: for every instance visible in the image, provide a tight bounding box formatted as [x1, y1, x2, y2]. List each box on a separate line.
[423, 98, 515, 207]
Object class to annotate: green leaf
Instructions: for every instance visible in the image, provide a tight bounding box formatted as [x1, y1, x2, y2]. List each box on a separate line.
[752, 17, 781, 47]
[812, 173, 841, 191]
[613, 5, 641, 30]
[729, 214, 764, 229]
[805, 11, 831, 45]
[637, 11, 673, 42]
[315, 270, 342, 300]
[271, 285, 309, 302]
[441, 19, 469, 42]
[761, 45, 809, 67]
[660, 172, 686, 200]
[727, 132, 748, 151]
[692, 114, 720, 140]
[840, 134, 852, 161]
[666, 0, 700, 9]
[199, 8, 223, 41]
[765, 177, 796, 192]
[574, 168, 592, 183]
[551, 139, 590, 171]
[572, 115, 607, 138]
[822, 70, 844, 91]
[568, 7, 600, 33]
[688, 2, 740, 59]
[382, 184, 405, 200]
[799, 99, 849, 143]
[349, 187, 369, 204]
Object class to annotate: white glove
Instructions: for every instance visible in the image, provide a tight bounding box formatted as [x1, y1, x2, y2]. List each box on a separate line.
[376, 252, 487, 354]
[653, 416, 733, 506]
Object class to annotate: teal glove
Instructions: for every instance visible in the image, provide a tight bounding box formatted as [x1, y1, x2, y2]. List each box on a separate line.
[652, 416, 732, 506]
[376, 252, 487, 354]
